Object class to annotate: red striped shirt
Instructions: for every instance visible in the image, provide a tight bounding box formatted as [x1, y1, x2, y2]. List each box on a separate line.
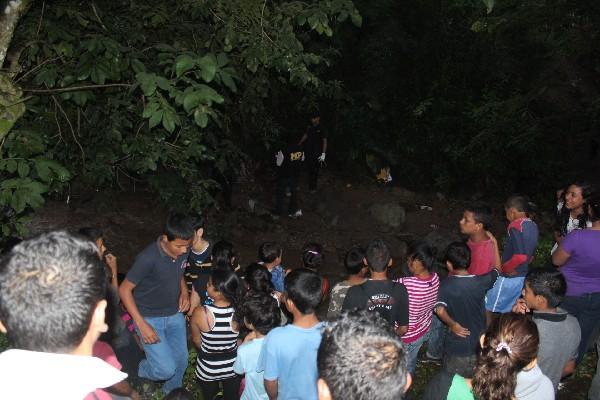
[395, 273, 440, 343]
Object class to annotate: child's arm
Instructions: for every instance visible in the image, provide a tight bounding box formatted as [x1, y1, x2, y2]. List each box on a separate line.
[190, 306, 208, 349]
[104, 253, 119, 290]
[106, 380, 140, 400]
[264, 379, 278, 400]
[486, 231, 502, 268]
[188, 286, 201, 317]
[435, 305, 470, 338]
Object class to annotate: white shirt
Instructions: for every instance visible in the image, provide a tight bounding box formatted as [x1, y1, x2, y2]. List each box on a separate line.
[0, 348, 127, 399]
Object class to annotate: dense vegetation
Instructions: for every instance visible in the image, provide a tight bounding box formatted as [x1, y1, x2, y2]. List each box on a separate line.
[1, 0, 599, 239]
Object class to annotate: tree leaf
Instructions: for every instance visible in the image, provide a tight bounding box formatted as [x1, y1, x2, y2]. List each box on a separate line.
[148, 110, 163, 129]
[198, 54, 218, 82]
[17, 161, 30, 178]
[194, 109, 208, 128]
[6, 160, 17, 173]
[136, 72, 157, 96]
[175, 55, 196, 77]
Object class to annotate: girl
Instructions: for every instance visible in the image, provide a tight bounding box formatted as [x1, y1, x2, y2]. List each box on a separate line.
[191, 267, 243, 400]
[552, 181, 593, 254]
[423, 313, 554, 400]
[394, 241, 440, 374]
[485, 196, 539, 314]
[301, 242, 330, 300]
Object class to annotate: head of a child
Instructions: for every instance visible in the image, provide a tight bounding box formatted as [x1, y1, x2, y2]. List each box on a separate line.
[317, 311, 411, 400]
[406, 241, 435, 275]
[162, 213, 194, 258]
[191, 214, 205, 240]
[259, 241, 283, 267]
[460, 205, 492, 237]
[587, 188, 600, 223]
[523, 268, 566, 311]
[472, 313, 539, 400]
[241, 292, 281, 336]
[302, 242, 324, 271]
[505, 195, 536, 221]
[284, 268, 323, 317]
[365, 239, 392, 273]
[345, 246, 367, 277]
[244, 262, 274, 294]
[445, 241, 471, 272]
[0, 231, 108, 354]
[78, 227, 106, 258]
[208, 267, 243, 308]
[211, 240, 237, 270]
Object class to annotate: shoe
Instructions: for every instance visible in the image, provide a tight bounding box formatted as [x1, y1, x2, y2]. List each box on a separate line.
[285, 188, 292, 197]
[288, 209, 303, 218]
[422, 351, 442, 363]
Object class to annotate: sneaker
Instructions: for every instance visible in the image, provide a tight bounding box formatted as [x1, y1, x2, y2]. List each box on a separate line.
[289, 209, 303, 218]
[285, 188, 292, 197]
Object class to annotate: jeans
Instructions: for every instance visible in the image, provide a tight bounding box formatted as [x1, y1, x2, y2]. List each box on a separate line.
[426, 314, 445, 359]
[135, 312, 188, 394]
[561, 292, 600, 364]
[405, 330, 430, 374]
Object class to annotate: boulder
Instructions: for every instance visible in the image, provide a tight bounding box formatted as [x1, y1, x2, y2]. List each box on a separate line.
[369, 203, 406, 229]
[391, 187, 418, 203]
[423, 229, 462, 260]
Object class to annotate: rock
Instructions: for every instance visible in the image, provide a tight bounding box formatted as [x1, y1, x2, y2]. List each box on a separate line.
[369, 203, 406, 229]
[423, 229, 462, 260]
[436, 192, 446, 200]
[391, 187, 418, 203]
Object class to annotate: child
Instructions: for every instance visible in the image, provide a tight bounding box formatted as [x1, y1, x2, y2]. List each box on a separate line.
[342, 239, 409, 337]
[512, 268, 580, 391]
[458, 205, 501, 275]
[435, 242, 499, 378]
[257, 269, 324, 400]
[190, 268, 243, 400]
[423, 313, 554, 400]
[302, 242, 330, 300]
[258, 241, 286, 292]
[327, 246, 367, 319]
[233, 292, 281, 400]
[87, 340, 140, 400]
[485, 195, 539, 314]
[78, 227, 119, 290]
[394, 241, 440, 374]
[184, 215, 212, 293]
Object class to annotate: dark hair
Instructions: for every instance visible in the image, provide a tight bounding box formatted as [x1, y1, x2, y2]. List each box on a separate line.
[302, 242, 324, 270]
[407, 240, 435, 271]
[164, 212, 194, 241]
[258, 242, 282, 264]
[505, 195, 537, 217]
[318, 311, 409, 400]
[211, 267, 243, 311]
[211, 240, 236, 270]
[284, 268, 323, 314]
[244, 262, 274, 294]
[365, 239, 391, 272]
[464, 204, 493, 230]
[525, 268, 567, 308]
[77, 227, 103, 242]
[0, 231, 107, 352]
[241, 292, 281, 335]
[472, 313, 539, 400]
[165, 388, 194, 400]
[445, 241, 471, 270]
[590, 190, 600, 222]
[345, 246, 366, 275]
[191, 214, 205, 231]
[556, 181, 594, 235]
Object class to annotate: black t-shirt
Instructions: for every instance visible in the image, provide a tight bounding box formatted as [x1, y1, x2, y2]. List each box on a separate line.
[126, 238, 188, 317]
[342, 280, 409, 327]
[304, 124, 326, 156]
[435, 270, 499, 356]
[278, 144, 304, 178]
[184, 242, 212, 293]
[422, 370, 454, 400]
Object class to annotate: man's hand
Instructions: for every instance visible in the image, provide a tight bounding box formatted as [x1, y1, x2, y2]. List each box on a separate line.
[276, 151, 284, 166]
[512, 298, 530, 314]
[450, 321, 470, 338]
[138, 320, 160, 344]
[317, 153, 326, 162]
[179, 290, 190, 313]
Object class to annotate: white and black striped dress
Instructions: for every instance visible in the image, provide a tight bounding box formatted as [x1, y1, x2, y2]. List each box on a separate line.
[195, 305, 239, 381]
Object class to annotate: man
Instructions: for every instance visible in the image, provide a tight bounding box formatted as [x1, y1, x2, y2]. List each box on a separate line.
[317, 311, 412, 400]
[119, 213, 192, 394]
[0, 231, 126, 399]
[299, 111, 327, 192]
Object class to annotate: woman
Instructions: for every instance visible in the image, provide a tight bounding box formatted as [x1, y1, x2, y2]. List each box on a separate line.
[552, 186, 600, 363]
[552, 181, 593, 254]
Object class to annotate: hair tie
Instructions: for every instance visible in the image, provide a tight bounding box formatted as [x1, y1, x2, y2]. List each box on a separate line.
[307, 250, 320, 255]
[496, 342, 512, 354]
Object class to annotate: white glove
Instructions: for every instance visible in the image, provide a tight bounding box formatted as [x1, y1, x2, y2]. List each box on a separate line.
[318, 153, 326, 162]
[276, 151, 284, 166]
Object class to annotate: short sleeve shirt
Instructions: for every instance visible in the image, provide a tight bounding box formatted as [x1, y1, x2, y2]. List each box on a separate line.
[233, 338, 269, 400]
[435, 270, 499, 356]
[184, 242, 212, 293]
[342, 280, 409, 327]
[467, 239, 496, 275]
[125, 238, 188, 317]
[560, 230, 600, 296]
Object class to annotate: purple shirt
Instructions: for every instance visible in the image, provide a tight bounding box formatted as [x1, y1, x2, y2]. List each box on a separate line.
[561, 230, 600, 296]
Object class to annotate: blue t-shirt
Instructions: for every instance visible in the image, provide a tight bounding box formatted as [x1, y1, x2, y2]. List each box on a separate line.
[233, 338, 268, 400]
[257, 322, 324, 400]
[270, 265, 285, 292]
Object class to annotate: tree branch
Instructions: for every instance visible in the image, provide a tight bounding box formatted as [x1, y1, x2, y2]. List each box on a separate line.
[23, 83, 133, 93]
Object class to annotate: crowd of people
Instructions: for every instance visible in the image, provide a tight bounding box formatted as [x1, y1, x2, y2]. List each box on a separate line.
[0, 179, 599, 400]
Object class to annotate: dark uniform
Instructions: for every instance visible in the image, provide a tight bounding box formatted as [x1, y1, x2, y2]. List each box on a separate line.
[303, 123, 326, 190]
[275, 144, 304, 215]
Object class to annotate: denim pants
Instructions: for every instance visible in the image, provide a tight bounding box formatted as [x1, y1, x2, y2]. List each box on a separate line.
[425, 314, 445, 359]
[561, 292, 600, 364]
[405, 330, 430, 374]
[135, 312, 188, 394]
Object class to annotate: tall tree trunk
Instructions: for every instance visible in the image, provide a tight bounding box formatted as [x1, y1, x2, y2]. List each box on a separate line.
[0, 0, 33, 68]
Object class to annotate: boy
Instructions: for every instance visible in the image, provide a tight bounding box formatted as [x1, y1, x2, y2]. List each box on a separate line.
[317, 311, 411, 400]
[459, 205, 501, 275]
[512, 268, 580, 391]
[119, 213, 192, 394]
[342, 239, 409, 336]
[233, 292, 281, 400]
[258, 241, 286, 292]
[434, 242, 499, 378]
[184, 215, 212, 293]
[0, 231, 127, 398]
[257, 269, 324, 400]
[327, 246, 367, 319]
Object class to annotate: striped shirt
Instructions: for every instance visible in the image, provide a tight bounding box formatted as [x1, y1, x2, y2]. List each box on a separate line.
[196, 305, 239, 381]
[395, 273, 440, 343]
